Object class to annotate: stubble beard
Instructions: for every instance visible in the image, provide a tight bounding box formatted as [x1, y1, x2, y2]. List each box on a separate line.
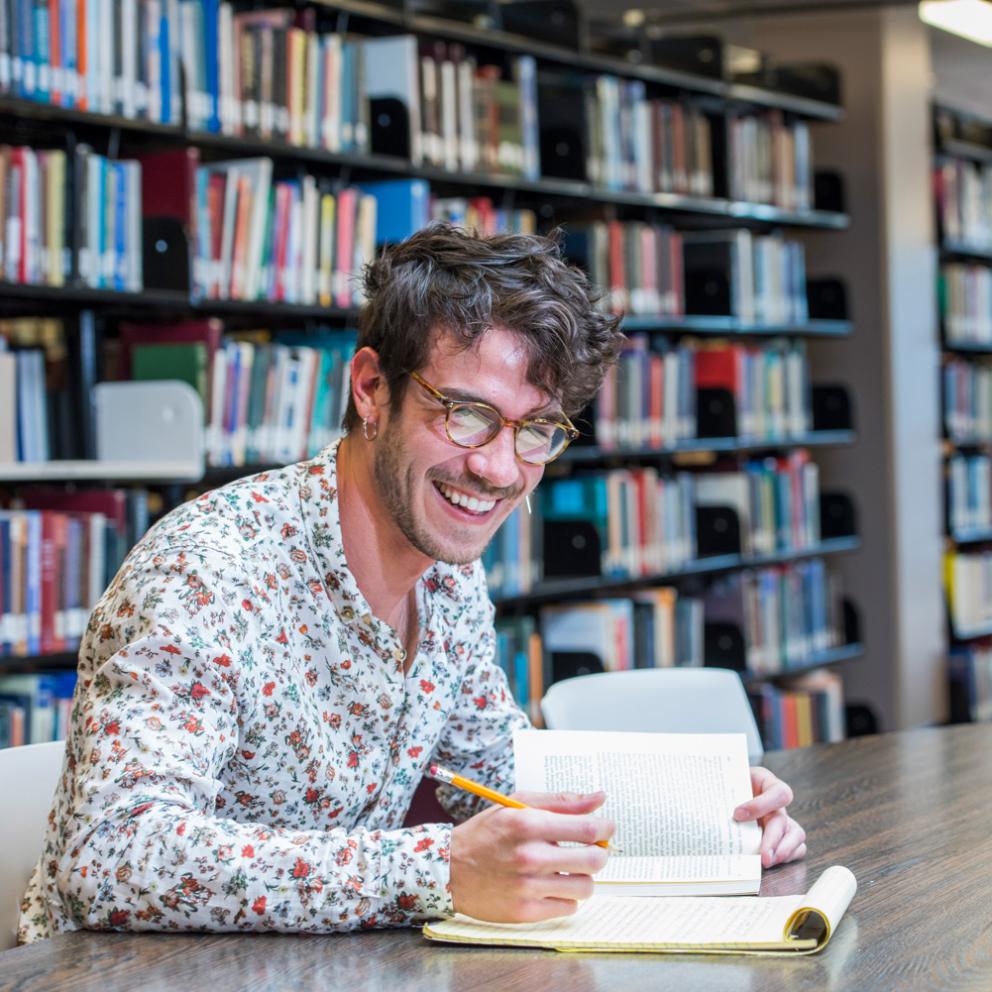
[373, 421, 492, 566]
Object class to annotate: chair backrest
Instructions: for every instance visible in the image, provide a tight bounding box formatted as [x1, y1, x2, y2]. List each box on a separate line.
[0, 740, 65, 950]
[540, 668, 764, 764]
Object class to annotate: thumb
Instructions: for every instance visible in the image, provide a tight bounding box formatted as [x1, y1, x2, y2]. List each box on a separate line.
[511, 790, 608, 814]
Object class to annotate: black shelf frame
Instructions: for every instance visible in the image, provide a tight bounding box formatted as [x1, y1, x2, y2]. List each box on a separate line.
[942, 241, 992, 264]
[740, 641, 864, 684]
[491, 535, 860, 608]
[949, 527, 992, 546]
[560, 430, 856, 464]
[942, 339, 992, 356]
[621, 315, 852, 337]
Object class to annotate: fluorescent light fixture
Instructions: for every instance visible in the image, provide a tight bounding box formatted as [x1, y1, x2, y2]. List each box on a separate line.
[920, 0, 992, 46]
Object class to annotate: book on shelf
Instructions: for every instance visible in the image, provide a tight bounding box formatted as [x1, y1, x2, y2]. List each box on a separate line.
[943, 357, 992, 442]
[515, 728, 764, 896]
[192, 157, 376, 306]
[941, 264, 992, 345]
[935, 157, 992, 250]
[694, 340, 811, 440]
[563, 221, 684, 318]
[748, 669, 846, 749]
[727, 110, 812, 210]
[431, 197, 537, 237]
[948, 642, 992, 723]
[539, 590, 703, 678]
[945, 549, 992, 635]
[0, 672, 78, 748]
[482, 504, 541, 598]
[683, 230, 808, 326]
[0, 315, 106, 462]
[0, 493, 148, 658]
[495, 615, 543, 726]
[704, 558, 842, 675]
[424, 864, 856, 954]
[0, 0, 179, 122]
[947, 453, 992, 534]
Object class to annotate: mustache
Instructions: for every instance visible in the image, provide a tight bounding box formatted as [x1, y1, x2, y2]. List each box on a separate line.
[429, 473, 524, 502]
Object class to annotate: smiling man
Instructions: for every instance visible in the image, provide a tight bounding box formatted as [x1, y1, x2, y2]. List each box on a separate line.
[18, 226, 805, 943]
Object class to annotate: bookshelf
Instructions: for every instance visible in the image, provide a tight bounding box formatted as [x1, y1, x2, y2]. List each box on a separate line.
[934, 103, 992, 724]
[0, 1, 860, 752]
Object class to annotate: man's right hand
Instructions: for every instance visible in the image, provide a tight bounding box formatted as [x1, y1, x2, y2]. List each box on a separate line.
[449, 791, 615, 923]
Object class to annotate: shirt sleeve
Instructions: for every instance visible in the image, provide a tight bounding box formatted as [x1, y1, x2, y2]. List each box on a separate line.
[430, 564, 531, 822]
[46, 544, 453, 936]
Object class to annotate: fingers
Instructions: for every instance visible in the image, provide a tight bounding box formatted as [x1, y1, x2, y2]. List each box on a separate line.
[513, 790, 608, 815]
[511, 839, 610, 877]
[516, 897, 582, 924]
[734, 767, 794, 822]
[759, 810, 807, 867]
[509, 807, 616, 847]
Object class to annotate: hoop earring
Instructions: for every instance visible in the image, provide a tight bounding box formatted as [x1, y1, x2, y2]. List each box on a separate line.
[362, 417, 379, 442]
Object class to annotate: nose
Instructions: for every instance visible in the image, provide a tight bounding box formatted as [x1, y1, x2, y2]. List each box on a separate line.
[465, 426, 522, 492]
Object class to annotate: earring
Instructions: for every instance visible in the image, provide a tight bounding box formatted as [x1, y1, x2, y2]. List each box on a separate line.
[362, 417, 379, 441]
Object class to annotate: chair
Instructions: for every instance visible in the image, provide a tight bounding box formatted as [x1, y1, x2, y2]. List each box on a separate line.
[0, 740, 66, 950]
[540, 668, 764, 764]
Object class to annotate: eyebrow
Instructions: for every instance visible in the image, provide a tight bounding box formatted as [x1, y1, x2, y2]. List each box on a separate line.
[439, 385, 564, 422]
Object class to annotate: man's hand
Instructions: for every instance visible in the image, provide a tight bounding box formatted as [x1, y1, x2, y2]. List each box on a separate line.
[733, 766, 806, 868]
[450, 791, 615, 923]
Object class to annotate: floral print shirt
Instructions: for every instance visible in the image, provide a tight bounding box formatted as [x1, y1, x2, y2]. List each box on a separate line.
[18, 440, 529, 943]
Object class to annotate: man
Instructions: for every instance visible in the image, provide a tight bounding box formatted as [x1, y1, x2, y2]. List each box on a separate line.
[18, 226, 805, 943]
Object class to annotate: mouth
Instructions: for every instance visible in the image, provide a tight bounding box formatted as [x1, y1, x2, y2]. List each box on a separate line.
[432, 480, 500, 522]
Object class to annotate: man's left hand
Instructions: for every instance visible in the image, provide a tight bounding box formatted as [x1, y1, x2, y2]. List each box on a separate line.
[733, 766, 807, 868]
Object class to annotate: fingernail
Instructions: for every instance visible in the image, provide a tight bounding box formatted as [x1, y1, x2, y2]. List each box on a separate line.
[733, 808, 748, 820]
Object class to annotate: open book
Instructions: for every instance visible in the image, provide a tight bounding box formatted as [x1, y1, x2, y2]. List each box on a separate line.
[423, 865, 857, 955]
[514, 728, 763, 896]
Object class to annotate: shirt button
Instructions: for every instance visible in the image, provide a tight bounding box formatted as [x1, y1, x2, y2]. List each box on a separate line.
[393, 648, 407, 662]
[341, 606, 355, 621]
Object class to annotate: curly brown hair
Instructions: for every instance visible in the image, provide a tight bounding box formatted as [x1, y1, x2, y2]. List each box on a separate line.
[342, 224, 624, 429]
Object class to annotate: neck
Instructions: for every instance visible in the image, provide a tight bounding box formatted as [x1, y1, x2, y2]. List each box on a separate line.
[336, 433, 432, 628]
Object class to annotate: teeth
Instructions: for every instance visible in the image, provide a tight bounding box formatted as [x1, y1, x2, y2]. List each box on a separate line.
[438, 483, 496, 514]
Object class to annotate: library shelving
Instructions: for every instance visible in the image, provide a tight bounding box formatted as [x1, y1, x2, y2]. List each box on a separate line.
[934, 103, 992, 725]
[0, 3, 861, 751]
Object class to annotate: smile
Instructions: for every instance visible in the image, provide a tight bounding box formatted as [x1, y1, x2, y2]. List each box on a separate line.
[435, 482, 497, 516]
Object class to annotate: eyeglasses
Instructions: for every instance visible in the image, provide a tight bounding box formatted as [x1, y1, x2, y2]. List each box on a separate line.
[409, 371, 579, 465]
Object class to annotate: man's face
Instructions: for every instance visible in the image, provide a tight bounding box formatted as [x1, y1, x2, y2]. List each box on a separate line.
[372, 326, 553, 566]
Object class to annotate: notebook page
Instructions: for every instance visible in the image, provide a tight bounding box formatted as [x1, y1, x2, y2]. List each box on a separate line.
[514, 730, 761, 859]
[428, 892, 809, 949]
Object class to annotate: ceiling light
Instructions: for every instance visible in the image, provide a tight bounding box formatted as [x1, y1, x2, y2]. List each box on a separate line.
[920, 0, 992, 46]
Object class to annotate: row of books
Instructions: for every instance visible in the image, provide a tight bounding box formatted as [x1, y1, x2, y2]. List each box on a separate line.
[935, 158, 992, 249]
[1, 144, 142, 290]
[539, 588, 704, 677]
[580, 81, 714, 197]
[941, 264, 992, 345]
[0, 493, 149, 657]
[943, 358, 992, 442]
[683, 230, 809, 326]
[948, 453, 992, 534]
[494, 615, 544, 727]
[564, 222, 684, 318]
[727, 111, 814, 211]
[696, 452, 821, 558]
[594, 338, 813, 450]
[115, 321, 358, 467]
[193, 158, 378, 307]
[945, 549, 992, 636]
[0, 0, 178, 121]
[483, 504, 541, 600]
[706, 558, 842, 675]
[749, 669, 845, 749]
[431, 197, 537, 238]
[948, 642, 992, 723]
[0, 673, 78, 748]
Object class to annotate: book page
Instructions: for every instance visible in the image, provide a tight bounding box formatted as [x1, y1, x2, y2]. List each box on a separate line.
[514, 729, 760, 858]
[597, 855, 760, 884]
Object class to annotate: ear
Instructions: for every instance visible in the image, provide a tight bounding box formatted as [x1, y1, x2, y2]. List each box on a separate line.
[350, 347, 389, 422]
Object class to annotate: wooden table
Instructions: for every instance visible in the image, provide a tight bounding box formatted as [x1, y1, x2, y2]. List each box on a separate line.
[3, 724, 991, 992]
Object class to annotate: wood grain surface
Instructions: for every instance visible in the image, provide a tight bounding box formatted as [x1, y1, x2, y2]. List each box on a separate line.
[2, 724, 991, 992]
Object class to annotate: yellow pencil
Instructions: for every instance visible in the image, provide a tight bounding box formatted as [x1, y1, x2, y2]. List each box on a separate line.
[428, 763, 618, 851]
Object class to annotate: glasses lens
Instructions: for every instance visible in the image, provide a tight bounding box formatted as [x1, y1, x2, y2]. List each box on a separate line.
[447, 403, 502, 447]
[516, 423, 569, 465]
